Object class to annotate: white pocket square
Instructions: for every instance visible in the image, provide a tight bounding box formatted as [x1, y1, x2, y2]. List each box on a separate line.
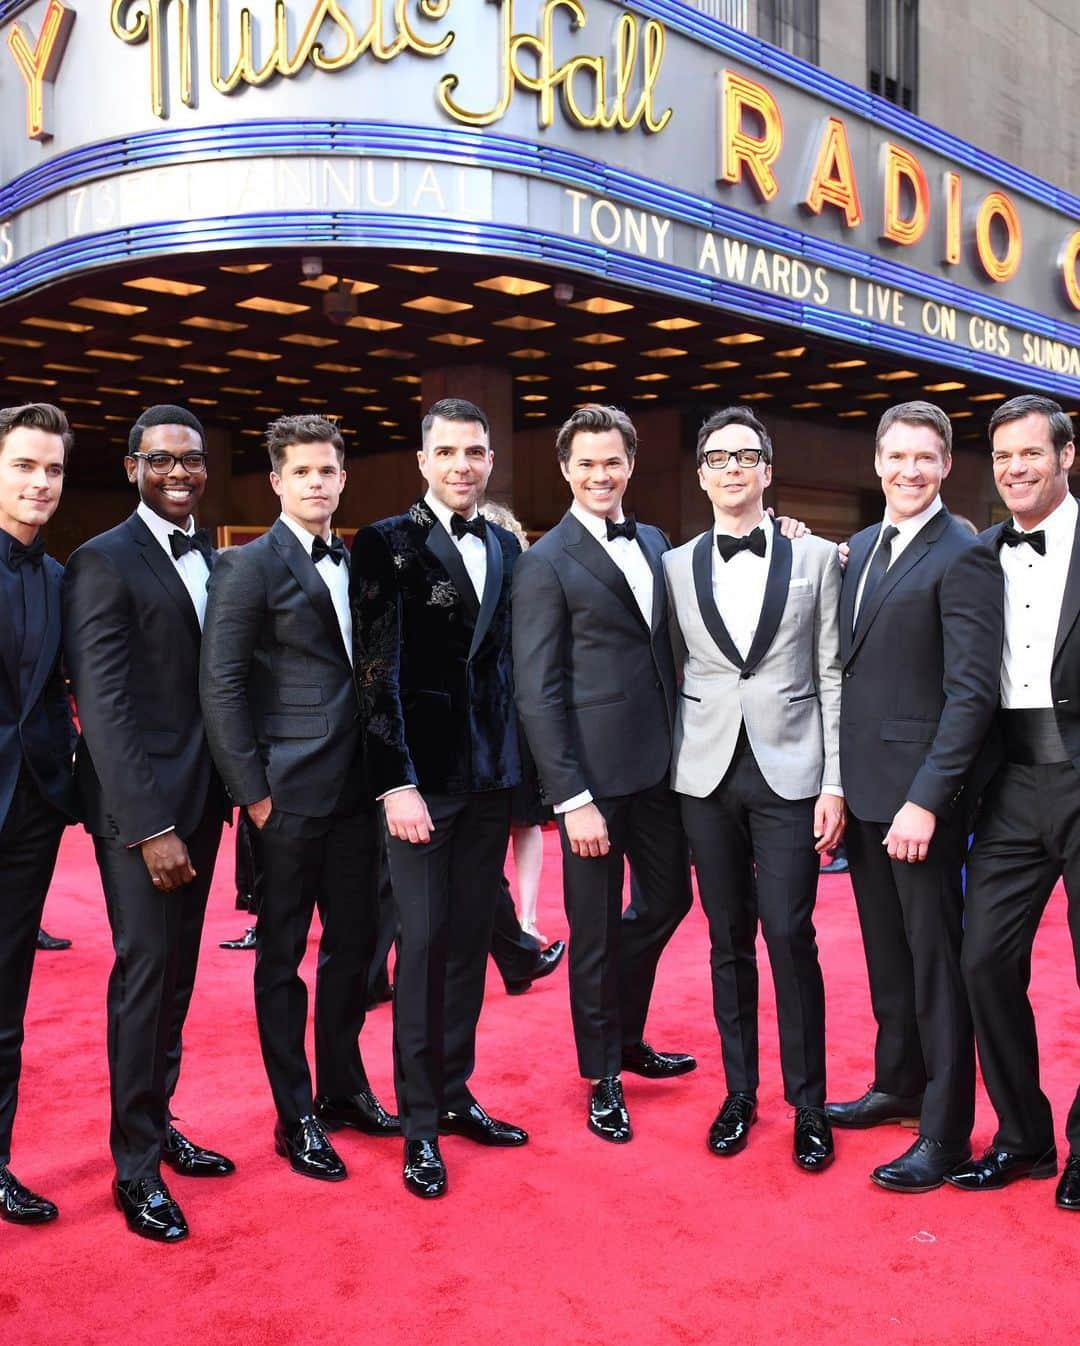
[788, 577, 812, 589]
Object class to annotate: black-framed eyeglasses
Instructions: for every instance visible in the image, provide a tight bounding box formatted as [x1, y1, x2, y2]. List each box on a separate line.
[702, 448, 767, 470]
[132, 451, 208, 475]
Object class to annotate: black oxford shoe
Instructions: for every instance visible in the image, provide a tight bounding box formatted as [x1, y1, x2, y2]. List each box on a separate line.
[162, 1124, 236, 1177]
[403, 1139, 447, 1198]
[274, 1115, 347, 1182]
[114, 1176, 188, 1243]
[793, 1108, 835, 1172]
[588, 1076, 632, 1143]
[219, 927, 256, 950]
[1056, 1154, 1080, 1211]
[315, 1089, 401, 1137]
[0, 1164, 57, 1224]
[870, 1136, 972, 1192]
[621, 1040, 697, 1079]
[503, 939, 566, 995]
[439, 1101, 528, 1147]
[944, 1145, 1058, 1191]
[825, 1087, 922, 1129]
[707, 1092, 757, 1157]
[36, 928, 71, 951]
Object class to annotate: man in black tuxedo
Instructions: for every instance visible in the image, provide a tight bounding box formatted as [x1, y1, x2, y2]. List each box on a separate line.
[0, 403, 77, 1225]
[351, 397, 526, 1199]
[828, 401, 1001, 1192]
[200, 415, 396, 1185]
[63, 405, 234, 1242]
[946, 395, 1080, 1212]
[512, 404, 695, 1145]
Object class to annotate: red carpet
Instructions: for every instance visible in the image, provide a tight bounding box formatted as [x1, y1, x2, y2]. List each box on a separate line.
[11, 828, 1078, 1345]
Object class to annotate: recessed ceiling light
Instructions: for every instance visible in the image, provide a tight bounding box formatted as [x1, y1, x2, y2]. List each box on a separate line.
[71, 298, 147, 317]
[343, 386, 379, 394]
[281, 334, 338, 347]
[63, 397, 103, 406]
[316, 363, 363, 374]
[521, 394, 548, 402]
[807, 381, 842, 390]
[570, 297, 633, 315]
[300, 275, 379, 293]
[98, 386, 140, 396]
[514, 374, 550, 383]
[633, 393, 659, 400]
[635, 372, 669, 382]
[0, 336, 45, 348]
[378, 420, 399, 428]
[182, 316, 247, 332]
[236, 297, 309, 316]
[577, 384, 606, 392]
[838, 409, 868, 417]
[181, 363, 229, 375]
[219, 263, 272, 274]
[948, 410, 974, 419]
[85, 349, 141, 362]
[969, 392, 1005, 402]
[133, 334, 192, 348]
[429, 333, 484, 346]
[228, 348, 282, 361]
[43, 363, 95, 374]
[138, 375, 184, 386]
[362, 405, 389, 412]
[857, 392, 889, 400]
[702, 360, 740, 370]
[404, 296, 473, 315]
[791, 401, 822, 409]
[393, 375, 422, 384]
[775, 346, 807, 358]
[755, 371, 791, 380]
[716, 332, 764, 345]
[7, 375, 57, 386]
[367, 349, 416, 359]
[651, 317, 700, 331]
[389, 264, 438, 274]
[23, 317, 93, 333]
[125, 277, 206, 296]
[524, 411, 547, 419]
[924, 381, 966, 392]
[475, 276, 550, 296]
[188, 398, 218, 406]
[641, 347, 687, 359]
[876, 369, 919, 381]
[691, 382, 721, 391]
[276, 375, 311, 384]
[493, 316, 556, 331]
[574, 333, 623, 345]
[576, 361, 615, 372]
[220, 386, 260, 396]
[828, 359, 867, 369]
[508, 349, 548, 360]
[740, 392, 772, 400]
[255, 405, 284, 413]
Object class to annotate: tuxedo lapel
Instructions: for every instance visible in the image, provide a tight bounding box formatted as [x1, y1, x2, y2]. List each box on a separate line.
[468, 527, 503, 660]
[691, 529, 745, 670]
[562, 513, 648, 633]
[270, 519, 351, 666]
[423, 516, 481, 622]
[637, 529, 667, 638]
[840, 529, 875, 663]
[1054, 506, 1080, 659]
[743, 531, 792, 674]
[849, 511, 949, 660]
[0, 564, 19, 700]
[128, 513, 202, 647]
[21, 560, 62, 716]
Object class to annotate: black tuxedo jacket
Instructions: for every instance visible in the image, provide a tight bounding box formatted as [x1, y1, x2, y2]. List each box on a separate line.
[839, 506, 1002, 824]
[0, 543, 77, 829]
[350, 499, 521, 798]
[980, 505, 1080, 771]
[511, 510, 677, 805]
[63, 511, 229, 846]
[200, 518, 363, 817]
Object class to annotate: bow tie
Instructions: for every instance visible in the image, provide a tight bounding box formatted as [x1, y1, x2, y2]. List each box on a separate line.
[7, 536, 45, 570]
[716, 527, 766, 562]
[169, 528, 213, 563]
[312, 534, 346, 566]
[450, 513, 487, 542]
[1000, 521, 1046, 556]
[605, 516, 637, 542]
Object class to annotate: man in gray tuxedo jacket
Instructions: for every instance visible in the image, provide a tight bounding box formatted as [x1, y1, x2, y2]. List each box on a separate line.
[664, 406, 844, 1172]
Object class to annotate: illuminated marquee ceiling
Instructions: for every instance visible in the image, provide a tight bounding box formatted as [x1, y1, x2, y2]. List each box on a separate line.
[0, 249, 1065, 486]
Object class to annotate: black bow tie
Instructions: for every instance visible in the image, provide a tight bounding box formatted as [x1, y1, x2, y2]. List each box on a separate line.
[450, 513, 487, 542]
[169, 528, 212, 563]
[716, 527, 766, 562]
[312, 534, 347, 566]
[605, 516, 637, 542]
[7, 536, 45, 570]
[1000, 521, 1047, 556]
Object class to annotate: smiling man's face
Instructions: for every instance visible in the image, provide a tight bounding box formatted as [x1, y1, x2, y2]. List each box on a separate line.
[875, 421, 951, 522]
[125, 424, 207, 526]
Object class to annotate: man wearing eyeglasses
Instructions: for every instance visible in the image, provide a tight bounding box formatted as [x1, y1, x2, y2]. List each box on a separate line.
[64, 406, 233, 1243]
[663, 407, 843, 1171]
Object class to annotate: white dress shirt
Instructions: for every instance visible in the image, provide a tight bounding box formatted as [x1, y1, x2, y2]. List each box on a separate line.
[136, 500, 210, 630]
[1000, 491, 1077, 709]
[853, 495, 943, 626]
[278, 511, 352, 665]
[555, 502, 657, 814]
[425, 489, 487, 601]
[713, 511, 771, 659]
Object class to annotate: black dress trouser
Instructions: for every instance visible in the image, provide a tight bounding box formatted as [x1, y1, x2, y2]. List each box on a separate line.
[0, 771, 66, 1166]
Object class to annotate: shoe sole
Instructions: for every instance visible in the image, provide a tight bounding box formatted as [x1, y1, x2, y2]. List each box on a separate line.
[870, 1172, 945, 1193]
[1, 1207, 58, 1224]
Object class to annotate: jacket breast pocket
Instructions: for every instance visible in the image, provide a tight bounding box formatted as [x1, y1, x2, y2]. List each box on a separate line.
[278, 685, 322, 707]
[880, 717, 936, 744]
[263, 713, 329, 739]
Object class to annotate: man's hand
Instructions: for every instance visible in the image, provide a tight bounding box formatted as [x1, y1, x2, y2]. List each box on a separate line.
[384, 787, 434, 845]
[813, 793, 846, 854]
[884, 801, 937, 863]
[141, 830, 195, 892]
[838, 541, 851, 571]
[564, 802, 610, 858]
[247, 796, 273, 831]
[769, 508, 810, 539]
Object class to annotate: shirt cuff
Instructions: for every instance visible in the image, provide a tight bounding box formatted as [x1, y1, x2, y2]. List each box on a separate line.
[554, 790, 593, 814]
[378, 785, 417, 802]
[128, 826, 175, 848]
[821, 785, 844, 798]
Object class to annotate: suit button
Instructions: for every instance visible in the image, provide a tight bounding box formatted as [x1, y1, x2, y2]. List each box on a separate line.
[844, 670, 854, 679]
[654, 680, 661, 689]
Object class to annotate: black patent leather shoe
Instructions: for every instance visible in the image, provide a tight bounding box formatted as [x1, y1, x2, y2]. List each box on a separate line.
[274, 1115, 347, 1182]
[588, 1076, 632, 1143]
[114, 1176, 188, 1242]
[793, 1107, 835, 1172]
[403, 1139, 447, 1198]
[439, 1101, 528, 1147]
[503, 939, 566, 995]
[219, 927, 256, 950]
[621, 1040, 697, 1079]
[162, 1124, 236, 1177]
[944, 1145, 1058, 1191]
[870, 1136, 971, 1192]
[315, 1090, 401, 1137]
[0, 1164, 58, 1224]
[1056, 1154, 1080, 1210]
[707, 1092, 757, 1157]
[825, 1087, 922, 1129]
[36, 928, 71, 951]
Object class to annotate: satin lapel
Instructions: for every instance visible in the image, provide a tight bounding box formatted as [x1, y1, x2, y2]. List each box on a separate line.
[563, 515, 648, 633]
[1054, 505, 1080, 658]
[468, 527, 503, 660]
[21, 560, 62, 715]
[638, 529, 667, 638]
[691, 529, 745, 670]
[424, 520, 481, 623]
[840, 531, 875, 664]
[0, 565, 19, 699]
[850, 512, 948, 659]
[270, 520, 351, 666]
[129, 513, 201, 647]
[743, 532, 793, 674]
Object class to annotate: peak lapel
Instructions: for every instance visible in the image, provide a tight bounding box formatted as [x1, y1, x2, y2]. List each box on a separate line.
[691, 529, 745, 670]
[270, 519, 351, 665]
[423, 516, 481, 622]
[128, 513, 202, 647]
[840, 531, 875, 664]
[742, 532, 792, 674]
[468, 527, 504, 660]
[849, 511, 947, 659]
[563, 513, 649, 633]
[21, 560, 62, 716]
[1054, 504, 1080, 659]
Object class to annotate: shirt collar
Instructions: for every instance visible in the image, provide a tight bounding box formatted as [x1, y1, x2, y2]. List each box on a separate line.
[1012, 490, 1077, 541]
[279, 509, 333, 556]
[425, 489, 478, 539]
[137, 500, 193, 551]
[883, 493, 943, 541]
[713, 511, 771, 542]
[570, 499, 626, 541]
